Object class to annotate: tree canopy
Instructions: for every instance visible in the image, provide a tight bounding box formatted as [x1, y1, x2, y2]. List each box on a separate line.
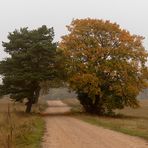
[0, 25, 58, 112]
[60, 18, 148, 115]
[0, 19, 148, 114]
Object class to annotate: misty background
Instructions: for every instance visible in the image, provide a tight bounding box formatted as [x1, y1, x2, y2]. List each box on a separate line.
[41, 87, 148, 100]
[0, 0, 148, 60]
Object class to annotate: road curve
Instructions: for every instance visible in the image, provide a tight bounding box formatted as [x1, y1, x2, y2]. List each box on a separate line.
[42, 100, 148, 148]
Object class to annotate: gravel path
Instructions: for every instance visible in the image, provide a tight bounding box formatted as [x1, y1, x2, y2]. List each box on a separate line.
[42, 100, 148, 148]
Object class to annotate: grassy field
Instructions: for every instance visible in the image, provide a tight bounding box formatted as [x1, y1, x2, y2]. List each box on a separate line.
[62, 98, 148, 140]
[0, 96, 46, 148]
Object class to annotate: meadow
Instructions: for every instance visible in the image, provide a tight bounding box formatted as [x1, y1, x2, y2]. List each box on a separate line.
[0, 96, 46, 148]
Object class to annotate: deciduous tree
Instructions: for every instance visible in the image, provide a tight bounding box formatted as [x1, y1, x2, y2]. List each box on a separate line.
[60, 18, 148, 115]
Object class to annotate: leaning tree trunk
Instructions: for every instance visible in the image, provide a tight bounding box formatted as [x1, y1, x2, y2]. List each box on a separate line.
[33, 86, 40, 104]
[25, 98, 33, 113]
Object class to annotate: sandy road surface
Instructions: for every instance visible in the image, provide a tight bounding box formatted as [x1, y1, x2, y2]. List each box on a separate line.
[42, 100, 148, 148]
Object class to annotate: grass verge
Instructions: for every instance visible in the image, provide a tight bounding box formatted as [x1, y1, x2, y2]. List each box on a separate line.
[0, 97, 46, 148]
[15, 115, 45, 148]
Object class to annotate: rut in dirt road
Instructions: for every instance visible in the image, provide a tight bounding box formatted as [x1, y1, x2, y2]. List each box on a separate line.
[42, 100, 148, 148]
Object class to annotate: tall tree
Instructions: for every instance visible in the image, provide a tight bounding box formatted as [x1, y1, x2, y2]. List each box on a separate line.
[60, 18, 148, 115]
[0, 25, 57, 113]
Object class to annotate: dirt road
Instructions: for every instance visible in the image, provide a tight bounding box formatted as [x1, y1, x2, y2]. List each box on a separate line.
[42, 100, 148, 148]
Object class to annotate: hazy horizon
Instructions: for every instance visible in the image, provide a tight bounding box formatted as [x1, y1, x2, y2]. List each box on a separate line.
[0, 0, 148, 60]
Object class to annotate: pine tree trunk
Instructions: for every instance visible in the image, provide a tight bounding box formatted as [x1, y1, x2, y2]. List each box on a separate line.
[34, 87, 40, 104]
[25, 99, 33, 113]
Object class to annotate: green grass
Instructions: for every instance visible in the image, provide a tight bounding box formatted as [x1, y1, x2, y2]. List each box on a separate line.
[0, 96, 46, 148]
[62, 98, 148, 140]
[15, 115, 45, 148]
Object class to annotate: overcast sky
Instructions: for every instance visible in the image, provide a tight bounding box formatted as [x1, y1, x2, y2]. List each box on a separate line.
[0, 0, 148, 60]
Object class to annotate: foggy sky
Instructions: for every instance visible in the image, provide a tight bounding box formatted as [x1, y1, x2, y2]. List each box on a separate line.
[0, 0, 148, 60]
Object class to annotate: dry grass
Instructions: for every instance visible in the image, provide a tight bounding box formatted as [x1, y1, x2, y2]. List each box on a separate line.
[62, 98, 148, 140]
[117, 99, 148, 118]
[0, 96, 46, 148]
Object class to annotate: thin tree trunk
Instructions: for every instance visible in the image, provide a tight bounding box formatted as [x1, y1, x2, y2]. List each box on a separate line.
[25, 99, 33, 113]
[34, 87, 40, 104]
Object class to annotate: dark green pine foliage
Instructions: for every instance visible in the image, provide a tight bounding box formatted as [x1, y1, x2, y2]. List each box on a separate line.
[0, 25, 57, 113]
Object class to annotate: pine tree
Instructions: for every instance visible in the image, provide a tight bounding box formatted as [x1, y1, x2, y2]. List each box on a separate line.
[0, 25, 57, 113]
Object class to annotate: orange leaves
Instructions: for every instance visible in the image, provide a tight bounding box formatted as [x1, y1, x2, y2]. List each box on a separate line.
[70, 73, 101, 99]
[119, 30, 133, 43]
[59, 18, 148, 111]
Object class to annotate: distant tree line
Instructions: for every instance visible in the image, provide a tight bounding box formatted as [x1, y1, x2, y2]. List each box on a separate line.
[138, 88, 148, 99]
